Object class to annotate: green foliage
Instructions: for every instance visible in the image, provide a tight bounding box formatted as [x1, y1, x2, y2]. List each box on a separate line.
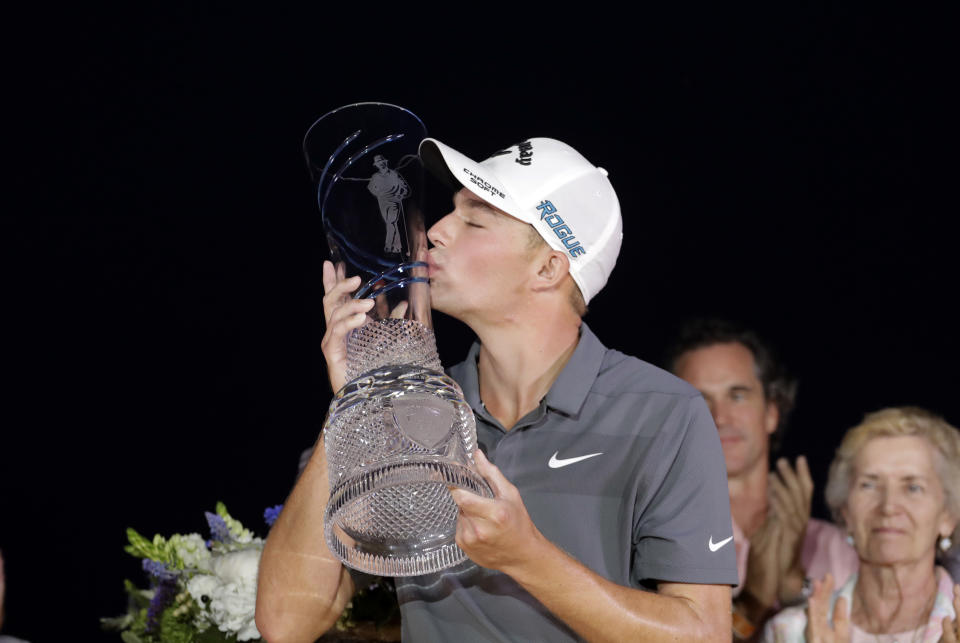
[112, 580, 151, 639]
[124, 528, 179, 567]
[104, 590, 199, 643]
[124, 579, 153, 609]
[100, 614, 135, 631]
[195, 629, 239, 643]
[158, 606, 197, 643]
[215, 502, 253, 542]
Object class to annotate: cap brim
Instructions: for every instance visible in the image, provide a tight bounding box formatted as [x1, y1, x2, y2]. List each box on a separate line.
[418, 138, 520, 215]
[418, 138, 460, 191]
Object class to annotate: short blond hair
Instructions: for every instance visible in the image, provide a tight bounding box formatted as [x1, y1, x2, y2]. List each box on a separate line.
[824, 406, 960, 550]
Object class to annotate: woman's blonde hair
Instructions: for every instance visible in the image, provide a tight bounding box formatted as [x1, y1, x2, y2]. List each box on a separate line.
[824, 406, 960, 551]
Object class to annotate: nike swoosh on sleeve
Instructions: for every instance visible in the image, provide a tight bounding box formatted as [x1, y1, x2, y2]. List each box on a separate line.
[708, 535, 734, 552]
[548, 451, 603, 468]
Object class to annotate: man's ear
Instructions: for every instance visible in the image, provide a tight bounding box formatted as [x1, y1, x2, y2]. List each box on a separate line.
[532, 250, 570, 292]
[765, 401, 779, 436]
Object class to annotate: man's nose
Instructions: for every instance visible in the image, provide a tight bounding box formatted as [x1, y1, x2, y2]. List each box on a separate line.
[711, 400, 732, 429]
[427, 211, 454, 248]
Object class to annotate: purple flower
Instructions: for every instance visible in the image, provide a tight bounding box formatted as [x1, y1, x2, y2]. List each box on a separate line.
[264, 504, 283, 527]
[205, 512, 233, 544]
[145, 576, 177, 634]
[142, 559, 177, 582]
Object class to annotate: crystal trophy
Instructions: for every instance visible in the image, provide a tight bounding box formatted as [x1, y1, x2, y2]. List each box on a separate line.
[304, 103, 493, 576]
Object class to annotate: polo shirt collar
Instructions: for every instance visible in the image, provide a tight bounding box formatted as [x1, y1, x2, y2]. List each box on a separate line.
[545, 322, 605, 416]
[455, 322, 606, 419]
[458, 341, 483, 413]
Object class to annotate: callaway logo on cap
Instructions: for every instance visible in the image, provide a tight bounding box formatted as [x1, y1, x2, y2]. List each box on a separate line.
[419, 137, 623, 304]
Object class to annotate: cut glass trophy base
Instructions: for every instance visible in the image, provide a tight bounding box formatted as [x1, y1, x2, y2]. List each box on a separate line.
[323, 318, 492, 576]
[325, 457, 490, 576]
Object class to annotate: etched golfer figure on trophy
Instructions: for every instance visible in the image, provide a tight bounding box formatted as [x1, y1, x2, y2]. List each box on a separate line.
[303, 102, 493, 576]
[366, 154, 410, 254]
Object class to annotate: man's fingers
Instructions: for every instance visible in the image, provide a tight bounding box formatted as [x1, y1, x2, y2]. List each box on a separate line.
[322, 273, 362, 303]
[450, 489, 483, 518]
[750, 513, 782, 555]
[473, 450, 514, 499]
[323, 299, 374, 338]
[321, 270, 364, 322]
[769, 476, 803, 528]
[321, 261, 356, 295]
[766, 489, 784, 522]
[770, 476, 809, 536]
[328, 297, 375, 323]
[321, 260, 338, 294]
[775, 458, 809, 511]
[449, 487, 490, 514]
[455, 510, 479, 548]
[319, 296, 374, 392]
[389, 301, 409, 319]
[795, 455, 814, 502]
[321, 300, 374, 352]
[449, 488, 505, 531]
[752, 512, 778, 543]
[768, 491, 801, 537]
[768, 474, 791, 512]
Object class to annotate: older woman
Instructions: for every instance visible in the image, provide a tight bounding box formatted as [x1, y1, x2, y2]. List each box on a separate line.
[763, 407, 960, 642]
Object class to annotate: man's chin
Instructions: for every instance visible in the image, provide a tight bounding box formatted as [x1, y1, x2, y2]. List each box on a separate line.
[724, 457, 755, 479]
[427, 286, 451, 311]
[428, 296, 451, 316]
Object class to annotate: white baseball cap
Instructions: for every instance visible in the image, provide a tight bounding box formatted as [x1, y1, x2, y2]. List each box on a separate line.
[419, 137, 622, 304]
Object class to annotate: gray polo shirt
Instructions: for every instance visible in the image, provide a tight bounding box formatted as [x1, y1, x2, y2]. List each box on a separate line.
[395, 323, 738, 642]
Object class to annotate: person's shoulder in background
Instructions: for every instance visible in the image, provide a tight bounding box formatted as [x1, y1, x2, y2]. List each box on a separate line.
[803, 518, 859, 587]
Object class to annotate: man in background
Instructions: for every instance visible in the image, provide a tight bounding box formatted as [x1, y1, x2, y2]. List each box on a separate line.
[668, 319, 857, 638]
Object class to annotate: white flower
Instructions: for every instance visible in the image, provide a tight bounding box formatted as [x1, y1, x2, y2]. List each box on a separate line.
[210, 547, 260, 586]
[209, 584, 260, 641]
[218, 536, 264, 554]
[171, 533, 211, 571]
[186, 546, 263, 641]
[186, 574, 219, 605]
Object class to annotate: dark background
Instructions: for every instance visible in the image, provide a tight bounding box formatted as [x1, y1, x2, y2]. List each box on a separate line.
[2, 4, 955, 641]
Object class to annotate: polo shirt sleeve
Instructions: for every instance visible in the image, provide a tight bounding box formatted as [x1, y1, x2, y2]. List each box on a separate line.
[630, 395, 739, 586]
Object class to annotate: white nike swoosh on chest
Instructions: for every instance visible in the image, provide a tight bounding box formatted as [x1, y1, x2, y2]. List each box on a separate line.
[548, 451, 603, 468]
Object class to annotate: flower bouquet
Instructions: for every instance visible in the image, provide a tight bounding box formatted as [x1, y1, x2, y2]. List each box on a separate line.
[104, 503, 401, 642]
[102, 502, 277, 642]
